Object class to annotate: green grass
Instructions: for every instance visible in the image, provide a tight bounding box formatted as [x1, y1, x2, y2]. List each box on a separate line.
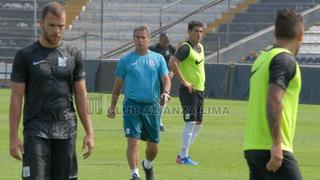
[0, 89, 319, 180]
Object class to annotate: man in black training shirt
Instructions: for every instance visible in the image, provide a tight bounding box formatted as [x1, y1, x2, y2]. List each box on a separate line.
[149, 33, 176, 70]
[149, 33, 176, 132]
[9, 2, 94, 180]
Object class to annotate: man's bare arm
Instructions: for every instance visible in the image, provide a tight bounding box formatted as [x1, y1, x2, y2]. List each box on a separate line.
[107, 77, 124, 119]
[161, 74, 171, 94]
[9, 81, 25, 160]
[266, 83, 285, 172]
[74, 80, 94, 159]
[169, 56, 193, 93]
[160, 74, 171, 105]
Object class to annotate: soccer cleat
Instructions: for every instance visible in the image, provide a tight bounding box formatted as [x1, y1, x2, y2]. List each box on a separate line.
[160, 125, 166, 132]
[131, 173, 141, 180]
[176, 155, 199, 165]
[142, 160, 155, 180]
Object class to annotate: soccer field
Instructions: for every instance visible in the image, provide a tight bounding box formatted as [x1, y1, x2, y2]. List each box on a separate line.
[0, 89, 319, 180]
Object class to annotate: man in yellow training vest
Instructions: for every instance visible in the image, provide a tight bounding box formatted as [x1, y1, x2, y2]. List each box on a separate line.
[244, 9, 304, 180]
[170, 20, 205, 165]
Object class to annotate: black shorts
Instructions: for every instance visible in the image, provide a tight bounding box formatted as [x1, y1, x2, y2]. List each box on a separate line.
[244, 150, 302, 180]
[179, 84, 204, 122]
[22, 136, 78, 180]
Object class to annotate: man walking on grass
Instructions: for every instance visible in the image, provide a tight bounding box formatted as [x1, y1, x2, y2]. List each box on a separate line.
[108, 25, 171, 180]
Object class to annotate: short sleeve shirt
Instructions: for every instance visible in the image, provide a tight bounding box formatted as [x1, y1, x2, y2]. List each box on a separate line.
[174, 41, 202, 61]
[115, 50, 168, 103]
[11, 41, 85, 139]
[269, 52, 296, 90]
[149, 43, 176, 66]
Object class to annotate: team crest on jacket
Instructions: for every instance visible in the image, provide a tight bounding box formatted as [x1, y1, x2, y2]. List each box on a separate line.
[58, 57, 67, 67]
[149, 60, 156, 67]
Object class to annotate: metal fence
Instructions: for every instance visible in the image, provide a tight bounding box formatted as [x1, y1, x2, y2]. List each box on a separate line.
[0, 58, 12, 87]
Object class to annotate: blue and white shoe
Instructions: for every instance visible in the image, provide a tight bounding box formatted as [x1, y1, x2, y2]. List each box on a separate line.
[176, 155, 199, 165]
[131, 173, 141, 180]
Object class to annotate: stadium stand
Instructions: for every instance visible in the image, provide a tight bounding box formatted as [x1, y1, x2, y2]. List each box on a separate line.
[203, 0, 319, 55]
[299, 25, 320, 60]
[298, 25, 320, 63]
[0, 0, 67, 84]
[0, 0, 65, 60]
[63, 0, 245, 59]
[2, 0, 320, 63]
[64, 0, 89, 29]
[240, 24, 320, 65]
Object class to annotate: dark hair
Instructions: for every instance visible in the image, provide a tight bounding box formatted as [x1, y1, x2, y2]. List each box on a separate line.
[42, 2, 65, 20]
[133, 25, 150, 37]
[159, 32, 168, 39]
[275, 9, 303, 40]
[188, 20, 204, 31]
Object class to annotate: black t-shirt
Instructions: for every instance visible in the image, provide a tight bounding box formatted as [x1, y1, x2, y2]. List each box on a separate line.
[174, 41, 202, 62]
[149, 43, 176, 66]
[269, 52, 296, 90]
[11, 41, 85, 139]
